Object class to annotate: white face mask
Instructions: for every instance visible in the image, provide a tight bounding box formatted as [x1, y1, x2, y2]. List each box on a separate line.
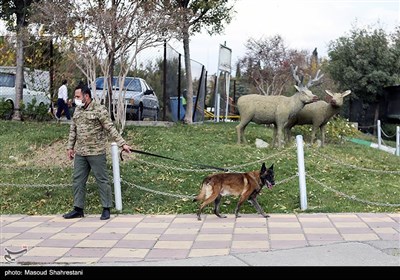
[74, 99, 84, 107]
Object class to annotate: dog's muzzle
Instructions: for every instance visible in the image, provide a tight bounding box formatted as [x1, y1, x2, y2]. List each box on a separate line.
[262, 178, 274, 189]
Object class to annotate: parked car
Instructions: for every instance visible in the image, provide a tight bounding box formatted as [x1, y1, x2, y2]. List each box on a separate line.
[95, 76, 159, 121]
[0, 66, 51, 119]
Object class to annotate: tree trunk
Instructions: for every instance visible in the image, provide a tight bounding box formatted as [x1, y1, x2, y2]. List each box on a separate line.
[49, 38, 54, 112]
[182, 26, 193, 124]
[107, 0, 117, 121]
[13, 29, 25, 121]
[107, 51, 115, 120]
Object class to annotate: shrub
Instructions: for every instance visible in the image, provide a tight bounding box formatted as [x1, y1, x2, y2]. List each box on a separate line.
[325, 116, 360, 143]
[20, 98, 52, 121]
[292, 116, 360, 144]
[0, 98, 13, 120]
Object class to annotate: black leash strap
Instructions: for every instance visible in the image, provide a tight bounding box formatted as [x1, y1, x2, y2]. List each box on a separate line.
[120, 149, 229, 172]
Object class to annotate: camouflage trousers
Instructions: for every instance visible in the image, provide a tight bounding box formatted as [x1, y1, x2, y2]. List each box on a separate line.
[72, 154, 112, 209]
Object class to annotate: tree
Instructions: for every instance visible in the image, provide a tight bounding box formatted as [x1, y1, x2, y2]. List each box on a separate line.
[390, 26, 400, 84]
[1, 0, 39, 120]
[237, 35, 308, 96]
[33, 0, 174, 131]
[0, 35, 16, 65]
[327, 25, 400, 125]
[166, 0, 235, 123]
[0, 27, 83, 107]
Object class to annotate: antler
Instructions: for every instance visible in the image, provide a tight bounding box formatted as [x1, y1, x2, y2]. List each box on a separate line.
[306, 69, 324, 88]
[290, 64, 304, 86]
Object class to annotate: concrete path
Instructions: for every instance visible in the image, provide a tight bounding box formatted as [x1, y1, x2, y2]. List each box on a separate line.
[1, 213, 399, 266]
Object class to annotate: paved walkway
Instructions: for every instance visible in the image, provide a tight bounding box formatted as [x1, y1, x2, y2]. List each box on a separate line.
[1, 213, 399, 266]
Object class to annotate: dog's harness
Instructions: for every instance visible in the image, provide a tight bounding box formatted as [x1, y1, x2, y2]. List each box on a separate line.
[248, 172, 275, 198]
[247, 173, 264, 196]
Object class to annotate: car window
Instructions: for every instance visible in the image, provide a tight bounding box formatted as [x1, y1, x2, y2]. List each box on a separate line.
[110, 78, 142, 91]
[125, 78, 142, 92]
[95, 77, 120, 90]
[95, 77, 106, 90]
[0, 73, 16, 87]
[96, 77, 143, 92]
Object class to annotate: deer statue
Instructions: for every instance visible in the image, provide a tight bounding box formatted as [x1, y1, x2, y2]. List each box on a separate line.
[285, 89, 351, 146]
[236, 65, 323, 148]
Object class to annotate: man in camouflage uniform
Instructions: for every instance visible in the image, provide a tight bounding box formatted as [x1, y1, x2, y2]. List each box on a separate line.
[63, 85, 131, 220]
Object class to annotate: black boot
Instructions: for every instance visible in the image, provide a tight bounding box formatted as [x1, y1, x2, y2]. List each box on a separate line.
[100, 208, 110, 220]
[63, 207, 84, 219]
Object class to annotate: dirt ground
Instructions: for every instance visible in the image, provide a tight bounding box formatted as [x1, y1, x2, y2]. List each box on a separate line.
[25, 140, 136, 168]
[23, 140, 72, 168]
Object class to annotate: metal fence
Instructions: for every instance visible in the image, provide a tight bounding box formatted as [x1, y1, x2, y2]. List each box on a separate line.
[162, 43, 207, 122]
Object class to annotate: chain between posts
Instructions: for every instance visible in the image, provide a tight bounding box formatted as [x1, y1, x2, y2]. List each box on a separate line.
[307, 174, 400, 207]
[311, 149, 400, 174]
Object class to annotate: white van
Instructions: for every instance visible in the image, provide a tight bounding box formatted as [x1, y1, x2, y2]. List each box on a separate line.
[0, 66, 51, 118]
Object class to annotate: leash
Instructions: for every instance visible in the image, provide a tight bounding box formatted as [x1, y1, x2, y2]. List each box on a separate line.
[120, 149, 229, 172]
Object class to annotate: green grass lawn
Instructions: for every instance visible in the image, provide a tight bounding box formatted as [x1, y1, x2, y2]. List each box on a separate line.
[0, 120, 399, 216]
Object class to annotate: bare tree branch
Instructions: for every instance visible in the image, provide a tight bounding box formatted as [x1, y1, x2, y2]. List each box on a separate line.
[32, 0, 175, 132]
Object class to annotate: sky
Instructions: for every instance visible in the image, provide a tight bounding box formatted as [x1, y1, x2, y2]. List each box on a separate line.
[168, 0, 400, 75]
[1, 0, 399, 76]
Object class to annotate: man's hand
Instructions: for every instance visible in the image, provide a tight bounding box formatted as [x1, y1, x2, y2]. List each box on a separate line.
[67, 149, 75, 160]
[122, 144, 131, 153]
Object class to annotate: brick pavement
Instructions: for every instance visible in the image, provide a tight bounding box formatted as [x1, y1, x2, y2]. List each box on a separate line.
[1, 213, 399, 265]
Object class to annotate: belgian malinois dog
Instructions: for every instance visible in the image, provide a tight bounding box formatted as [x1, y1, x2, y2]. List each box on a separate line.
[193, 163, 275, 221]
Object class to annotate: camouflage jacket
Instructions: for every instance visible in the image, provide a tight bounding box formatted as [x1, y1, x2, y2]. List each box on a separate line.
[67, 101, 126, 156]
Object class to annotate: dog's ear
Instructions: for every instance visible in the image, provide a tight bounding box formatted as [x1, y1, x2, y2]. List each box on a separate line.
[261, 162, 267, 173]
[269, 164, 274, 170]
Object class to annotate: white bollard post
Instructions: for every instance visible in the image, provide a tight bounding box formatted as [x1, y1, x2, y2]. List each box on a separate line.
[396, 126, 400, 157]
[296, 135, 307, 210]
[111, 142, 122, 211]
[377, 120, 381, 150]
[216, 93, 220, 123]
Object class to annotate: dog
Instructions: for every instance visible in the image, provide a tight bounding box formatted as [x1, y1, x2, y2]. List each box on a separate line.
[193, 163, 275, 221]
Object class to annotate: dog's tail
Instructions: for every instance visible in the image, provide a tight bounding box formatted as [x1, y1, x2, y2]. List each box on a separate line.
[193, 177, 208, 202]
